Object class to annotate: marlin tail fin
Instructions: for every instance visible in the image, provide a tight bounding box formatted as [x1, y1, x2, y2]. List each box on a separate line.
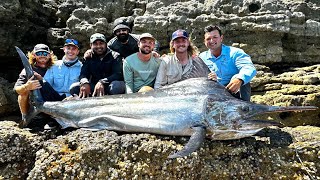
[15, 46, 44, 127]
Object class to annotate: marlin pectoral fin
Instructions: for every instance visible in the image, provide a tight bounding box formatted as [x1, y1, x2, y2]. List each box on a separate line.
[168, 126, 206, 159]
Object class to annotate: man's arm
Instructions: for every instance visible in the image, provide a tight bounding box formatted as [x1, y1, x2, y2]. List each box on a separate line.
[100, 53, 123, 84]
[43, 67, 54, 85]
[79, 58, 91, 85]
[123, 59, 134, 93]
[154, 59, 167, 89]
[233, 49, 257, 85]
[78, 58, 92, 98]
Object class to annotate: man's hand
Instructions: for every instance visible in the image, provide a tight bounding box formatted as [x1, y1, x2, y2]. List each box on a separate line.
[208, 72, 217, 81]
[152, 51, 160, 58]
[79, 83, 91, 98]
[226, 78, 243, 94]
[92, 82, 105, 97]
[84, 49, 93, 59]
[33, 72, 43, 80]
[25, 75, 42, 91]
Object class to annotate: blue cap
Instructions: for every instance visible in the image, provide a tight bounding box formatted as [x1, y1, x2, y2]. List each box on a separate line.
[64, 39, 79, 48]
[171, 29, 189, 41]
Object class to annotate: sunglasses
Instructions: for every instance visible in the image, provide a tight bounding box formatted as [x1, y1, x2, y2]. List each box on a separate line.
[35, 51, 49, 56]
[65, 39, 79, 45]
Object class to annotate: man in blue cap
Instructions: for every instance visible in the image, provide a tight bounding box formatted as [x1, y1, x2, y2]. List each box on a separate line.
[154, 29, 209, 89]
[43, 38, 82, 101]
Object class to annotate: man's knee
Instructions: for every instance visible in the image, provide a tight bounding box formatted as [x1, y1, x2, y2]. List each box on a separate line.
[138, 86, 154, 93]
[108, 81, 125, 95]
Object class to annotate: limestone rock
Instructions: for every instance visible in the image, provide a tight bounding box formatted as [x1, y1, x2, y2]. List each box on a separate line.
[0, 77, 18, 116]
[0, 125, 316, 179]
[0, 121, 44, 179]
[251, 64, 320, 126]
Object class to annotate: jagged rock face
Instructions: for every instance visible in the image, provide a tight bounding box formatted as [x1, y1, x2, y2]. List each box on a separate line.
[0, 0, 319, 65]
[0, 0, 319, 116]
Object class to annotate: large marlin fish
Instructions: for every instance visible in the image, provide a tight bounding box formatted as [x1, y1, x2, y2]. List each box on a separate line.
[15, 47, 318, 158]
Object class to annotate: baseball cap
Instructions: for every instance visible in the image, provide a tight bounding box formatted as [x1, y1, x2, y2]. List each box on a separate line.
[33, 44, 50, 53]
[113, 23, 131, 34]
[64, 39, 79, 48]
[90, 33, 106, 43]
[172, 29, 189, 41]
[139, 33, 156, 41]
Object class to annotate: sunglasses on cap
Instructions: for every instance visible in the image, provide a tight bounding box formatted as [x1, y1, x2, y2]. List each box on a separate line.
[35, 51, 49, 56]
[65, 39, 79, 45]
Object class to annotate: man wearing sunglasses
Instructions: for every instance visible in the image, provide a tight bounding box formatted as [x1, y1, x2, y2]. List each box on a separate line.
[72, 33, 125, 98]
[43, 39, 82, 101]
[14, 44, 57, 128]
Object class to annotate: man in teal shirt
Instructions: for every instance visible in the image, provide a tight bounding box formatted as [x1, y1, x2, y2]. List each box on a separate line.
[123, 33, 161, 93]
[199, 25, 256, 101]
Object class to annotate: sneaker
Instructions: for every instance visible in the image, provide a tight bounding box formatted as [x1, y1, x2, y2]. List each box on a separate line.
[18, 119, 27, 128]
[18, 114, 28, 128]
[44, 123, 56, 130]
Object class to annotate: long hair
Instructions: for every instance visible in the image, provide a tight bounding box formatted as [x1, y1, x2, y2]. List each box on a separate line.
[169, 38, 199, 56]
[27, 51, 56, 68]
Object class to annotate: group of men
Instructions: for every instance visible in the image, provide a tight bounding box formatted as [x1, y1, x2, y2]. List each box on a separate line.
[14, 21, 257, 129]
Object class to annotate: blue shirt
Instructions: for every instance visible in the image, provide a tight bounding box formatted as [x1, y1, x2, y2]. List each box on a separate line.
[199, 44, 256, 86]
[44, 58, 82, 96]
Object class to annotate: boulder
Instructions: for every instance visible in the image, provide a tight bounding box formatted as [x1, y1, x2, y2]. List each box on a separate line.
[0, 123, 319, 179]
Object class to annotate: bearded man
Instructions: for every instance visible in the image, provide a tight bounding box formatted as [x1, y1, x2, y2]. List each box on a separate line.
[107, 20, 140, 59]
[71, 33, 125, 98]
[123, 33, 161, 93]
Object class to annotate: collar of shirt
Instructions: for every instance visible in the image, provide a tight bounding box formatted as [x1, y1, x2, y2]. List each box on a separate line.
[207, 44, 228, 62]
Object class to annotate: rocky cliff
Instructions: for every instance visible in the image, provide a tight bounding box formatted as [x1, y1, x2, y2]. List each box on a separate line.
[0, 0, 319, 179]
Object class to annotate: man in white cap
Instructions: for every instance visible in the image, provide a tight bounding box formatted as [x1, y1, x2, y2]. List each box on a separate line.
[71, 33, 125, 98]
[123, 33, 161, 93]
[14, 44, 57, 128]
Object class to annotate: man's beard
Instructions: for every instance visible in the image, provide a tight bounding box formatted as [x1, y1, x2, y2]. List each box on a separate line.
[140, 47, 152, 54]
[117, 33, 129, 43]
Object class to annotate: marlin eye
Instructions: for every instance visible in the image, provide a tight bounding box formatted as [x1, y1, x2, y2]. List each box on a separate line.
[242, 106, 250, 112]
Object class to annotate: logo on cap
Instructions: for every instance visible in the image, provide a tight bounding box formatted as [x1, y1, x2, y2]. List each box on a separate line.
[171, 29, 189, 41]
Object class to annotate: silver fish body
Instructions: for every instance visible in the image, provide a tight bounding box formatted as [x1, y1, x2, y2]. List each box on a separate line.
[38, 78, 316, 140]
[15, 46, 317, 158]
